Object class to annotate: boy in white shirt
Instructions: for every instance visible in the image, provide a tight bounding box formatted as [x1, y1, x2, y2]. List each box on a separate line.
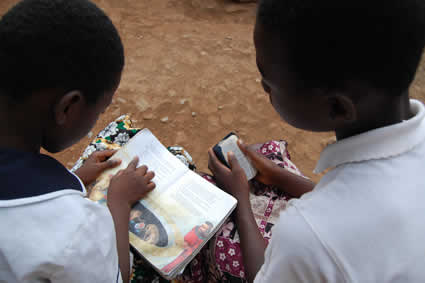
[0, 1, 155, 282]
[208, 0, 425, 282]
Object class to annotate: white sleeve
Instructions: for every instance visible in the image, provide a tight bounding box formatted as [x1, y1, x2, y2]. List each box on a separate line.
[254, 204, 344, 283]
[51, 199, 122, 283]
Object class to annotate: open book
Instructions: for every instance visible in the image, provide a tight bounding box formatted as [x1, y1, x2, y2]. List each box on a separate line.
[88, 129, 237, 279]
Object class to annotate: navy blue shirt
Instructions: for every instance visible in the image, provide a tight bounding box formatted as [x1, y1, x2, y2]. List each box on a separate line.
[0, 148, 83, 200]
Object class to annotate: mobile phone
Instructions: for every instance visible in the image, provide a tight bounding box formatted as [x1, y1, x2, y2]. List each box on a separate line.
[213, 132, 257, 180]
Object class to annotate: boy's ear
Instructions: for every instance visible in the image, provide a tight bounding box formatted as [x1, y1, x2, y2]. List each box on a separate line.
[327, 95, 357, 123]
[54, 90, 84, 125]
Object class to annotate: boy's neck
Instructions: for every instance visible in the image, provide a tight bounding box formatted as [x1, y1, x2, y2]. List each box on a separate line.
[335, 91, 412, 140]
[0, 134, 41, 154]
[0, 97, 47, 154]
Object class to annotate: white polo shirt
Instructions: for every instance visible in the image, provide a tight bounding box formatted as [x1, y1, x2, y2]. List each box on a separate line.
[255, 99, 425, 283]
[0, 151, 121, 283]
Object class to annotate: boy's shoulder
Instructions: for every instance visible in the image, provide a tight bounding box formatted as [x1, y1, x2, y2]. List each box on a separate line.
[0, 147, 114, 247]
[0, 153, 118, 282]
[0, 148, 113, 273]
[315, 99, 425, 175]
[0, 192, 118, 282]
[0, 146, 105, 249]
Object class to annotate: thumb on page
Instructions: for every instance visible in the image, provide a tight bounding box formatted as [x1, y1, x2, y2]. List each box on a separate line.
[128, 156, 139, 170]
[238, 140, 264, 167]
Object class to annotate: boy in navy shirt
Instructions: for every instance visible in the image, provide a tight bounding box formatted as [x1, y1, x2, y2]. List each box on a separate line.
[0, 1, 154, 282]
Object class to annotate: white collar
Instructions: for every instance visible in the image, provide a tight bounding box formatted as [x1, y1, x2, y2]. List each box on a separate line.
[314, 99, 425, 174]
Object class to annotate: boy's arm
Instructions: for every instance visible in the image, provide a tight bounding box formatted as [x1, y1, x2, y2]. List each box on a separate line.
[263, 165, 315, 197]
[208, 149, 266, 282]
[234, 195, 267, 282]
[108, 202, 131, 283]
[107, 157, 156, 283]
[239, 142, 315, 197]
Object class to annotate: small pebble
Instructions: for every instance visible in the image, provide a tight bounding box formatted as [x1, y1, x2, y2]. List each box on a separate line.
[218, 106, 223, 110]
[116, 97, 127, 103]
[143, 114, 153, 120]
[87, 131, 93, 138]
[224, 4, 249, 13]
[255, 78, 261, 83]
[180, 99, 187, 105]
[191, 112, 197, 117]
[160, 117, 169, 123]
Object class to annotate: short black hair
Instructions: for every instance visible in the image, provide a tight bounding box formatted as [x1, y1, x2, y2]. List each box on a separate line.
[0, 0, 124, 103]
[257, 0, 425, 95]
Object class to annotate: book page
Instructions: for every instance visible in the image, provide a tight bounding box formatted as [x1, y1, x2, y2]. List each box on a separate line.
[102, 129, 189, 194]
[219, 135, 257, 180]
[133, 170, 236, 277]
[167, 171, 236, 221]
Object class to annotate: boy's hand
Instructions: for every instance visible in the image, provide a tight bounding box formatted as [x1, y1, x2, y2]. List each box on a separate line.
[208, 148, 250, 202]
[75, 150, 121, 186]
[107, 157, 155, 209]
[238, 140, 281, 185]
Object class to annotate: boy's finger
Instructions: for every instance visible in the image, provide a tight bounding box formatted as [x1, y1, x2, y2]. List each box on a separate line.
[95, 150, 117, 161]
[227, 151, 242, 171]
[101, 149, 118, 157]
[137, 165, 148, 175]
[128, 157, 139, 170]
[102, 158, 121, 170]
[144, 171, 155, 181]
[237, 139, 247, 153]
[209, 149, 232, 177]
[146, 182, 156, 191]
[238, 139, 255, 157]
[208, 148, 222, 173]
[238, 140, 264, 164]
[207, 160, 214, 174]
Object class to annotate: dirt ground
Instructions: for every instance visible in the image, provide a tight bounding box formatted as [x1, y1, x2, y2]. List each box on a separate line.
[1, 0, 425, 183]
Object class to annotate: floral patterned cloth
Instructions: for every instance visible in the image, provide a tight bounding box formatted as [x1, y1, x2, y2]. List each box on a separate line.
[71, 115, 139, 172]
[72, 116, 303, 283]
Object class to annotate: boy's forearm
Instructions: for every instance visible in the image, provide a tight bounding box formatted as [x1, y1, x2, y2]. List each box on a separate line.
[235, 196, 267, 283]
[108, 202, 131, 283]
[270, 167, 315, 197]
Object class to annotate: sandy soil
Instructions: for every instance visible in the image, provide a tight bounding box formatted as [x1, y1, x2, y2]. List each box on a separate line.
[1, 0, 425, 183]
